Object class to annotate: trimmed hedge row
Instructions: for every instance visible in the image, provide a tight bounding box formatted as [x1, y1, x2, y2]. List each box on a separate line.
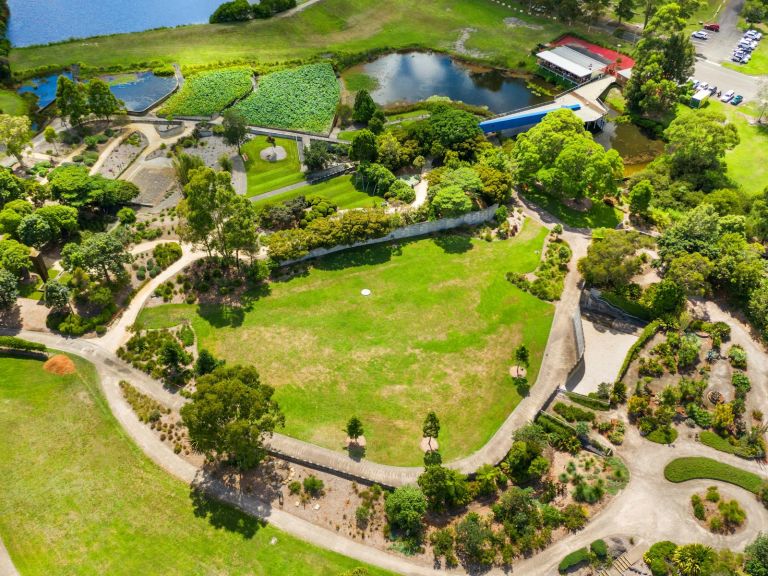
[565, 391, 610, 411]
[664, 457, 764, 494]
[616, 319, 662, 382]
[558, 547, 590, 573]
[699, 430, 758, 459]
[0, 336, 46, 352]
[537, 411, 580, 437]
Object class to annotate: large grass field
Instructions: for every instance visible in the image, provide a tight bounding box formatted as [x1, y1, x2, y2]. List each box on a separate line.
[243, 136, 304, 197]
[0, 354, 393, 576]
[138, 223, 554, 465]
[10, 0, 613, 76]
[0, 89, 28, 116]
[253, 175, 385, 209]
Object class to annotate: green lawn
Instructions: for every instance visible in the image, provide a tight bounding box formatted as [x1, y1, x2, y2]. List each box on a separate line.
[253, 175, 384, 209]
[520, 188, 623, 229]
[138, 223, 554, 465]
[646, 427, 678, 444]
[0, 354, 393, 576]
[0, 89, 28, 116]
[11, 0, 621, 77]
[664, 457, 765, 493]
[343, 71, 380, 92]
[243, 136, 304, 197]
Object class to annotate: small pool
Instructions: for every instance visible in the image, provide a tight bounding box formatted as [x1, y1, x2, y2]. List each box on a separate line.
[105, 72, 177, 113]
[17, 71, 73, 110]
[356, 52, 549, 114]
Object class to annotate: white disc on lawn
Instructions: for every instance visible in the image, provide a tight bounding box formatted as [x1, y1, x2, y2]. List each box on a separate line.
[361, 289, 371, 296]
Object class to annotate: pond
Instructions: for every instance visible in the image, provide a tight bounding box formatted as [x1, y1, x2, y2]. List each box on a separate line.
[356, 52, 550, 114]
[17, 71, 73, 110]
[593, 110, 665, 175]
[7, 0, 224, 47]
[106, 72, 177, 113]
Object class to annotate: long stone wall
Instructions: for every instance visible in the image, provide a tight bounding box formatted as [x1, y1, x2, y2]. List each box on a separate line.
[280, 204, 499, 266]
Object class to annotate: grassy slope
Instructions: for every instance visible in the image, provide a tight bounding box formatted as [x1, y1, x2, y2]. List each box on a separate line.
[520, 188, 623, 228]
[138, 223, 554, 465]
[11, 0, 591, 75]
[0, 89, 28, 115]
[0, 354, 393, 576]
[243, 136, 304, 197]
[253, 175, 384, 209]
[664, 457, 764, 493]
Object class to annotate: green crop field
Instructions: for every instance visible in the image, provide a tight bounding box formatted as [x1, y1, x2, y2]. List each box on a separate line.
[243, 136, 304, 197]
[234, 64, 340, 134]
[0, 354, 392, 576]
[664, 457, 765, 493]
[137, 222, 554, 465]
[159, 67, 253, 117]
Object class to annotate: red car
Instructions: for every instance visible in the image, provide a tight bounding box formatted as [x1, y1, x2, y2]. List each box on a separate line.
[704, 23, 720, 32]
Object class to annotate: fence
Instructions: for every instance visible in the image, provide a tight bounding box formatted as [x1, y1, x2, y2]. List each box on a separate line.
[279, 204, 499, 266]
[580, 288, 647, 326]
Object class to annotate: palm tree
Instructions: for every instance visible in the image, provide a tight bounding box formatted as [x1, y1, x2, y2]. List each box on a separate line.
[673, 543, 715, 576]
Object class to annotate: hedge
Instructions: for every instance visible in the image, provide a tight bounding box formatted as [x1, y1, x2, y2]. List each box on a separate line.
[565, 391, 610, 411]
[537, 411, 580, 438]
[699, 431, 757, 459]
[558, 547, 590, 573]
[646, 427, 678, 445]
[0, 336, 46, 352]
[616, 319, 662, 382]
[664, 457, 764, 494]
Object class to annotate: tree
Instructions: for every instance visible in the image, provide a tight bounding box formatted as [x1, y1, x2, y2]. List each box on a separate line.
[48, 165, 139, 212]
[427, 106, 483, 159]
[0, 267, 18, 309]
[0, 114, 31, 167]
[345, 416, 364, 441]
[514, 344, 530, 369]
[0, 169, 24, 206]
[349, 130, 378, 163]
[384, 486, 427, 537]
[616, 0, 637, 22]
[454, 513, 495, 566]
[712, 402, 735, 434]
[210, 0, 253, 22]
[417, 465, 469, 511]
[431, 186, 472, 218]
[36, 205, 79, 239]
[56, 76, 89, 127]
[578, 230, 653, 289]
[43, 125, 59, 154]
[180, 365, 285, 469]
[666, 252, 714, 297]
[61, 233, 131, 282]
[304, 141, 330, 171]
[641, 279, 686, 318]
[352, 89, 377, 124]
[0, 239, 31, 276]
[44, 279, 70, 311]
[629, 179, 653, 218]
[173, 153, 205, 187]
[375, 132, 403, 172]
[222, 109, 248, 154]
[87, 79, 121, 121]
[745, 532, 768, 576]
[422, 411, 440, 440]
[673, 543, 716, 576]
[368, 109, 386, 135]
[17, 213, 52, 249]
[658, 204, 723, 261]
[664, 109, 739, 190]
[195, 348, 222, 376]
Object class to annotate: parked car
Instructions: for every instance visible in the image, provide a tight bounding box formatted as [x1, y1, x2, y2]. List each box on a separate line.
[721, 90, 735, 102]
[742, 53, 752, 63]
[699, 82, 709, 90]
[704, 23, 720, 31]
[692, 30, 709, 39]
[709, 85, 718, 95]
[731, 95, 743, 106]
[745, 30, 762, 40]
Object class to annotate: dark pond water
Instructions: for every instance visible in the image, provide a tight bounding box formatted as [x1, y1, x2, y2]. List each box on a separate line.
[17, 71, 73, 109]
[593, 110, 665, 173]
[360, 52, 549, 114]
[7, 0, 224, 47]
[106, 72, 177, 113]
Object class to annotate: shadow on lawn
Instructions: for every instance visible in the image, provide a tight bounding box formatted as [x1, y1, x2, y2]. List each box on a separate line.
[189, 486, 266, 539]
[431, 234, 473, 254]
[312, 243, 398, 271]
[195, 283, 271, 328]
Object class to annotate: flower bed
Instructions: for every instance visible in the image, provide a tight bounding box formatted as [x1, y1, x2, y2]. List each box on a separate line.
[233, 63, 340, 134]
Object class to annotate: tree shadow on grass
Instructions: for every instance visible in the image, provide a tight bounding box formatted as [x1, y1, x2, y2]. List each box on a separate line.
[195, 283, 271, 328]
[312, 243, 397, 271]
[189, 486, 265, 539]
[431, 234, 473, 254]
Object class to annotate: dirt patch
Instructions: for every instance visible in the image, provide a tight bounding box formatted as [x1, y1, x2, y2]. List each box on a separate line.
[504, 17, 543, 30]
[43, 354, 76, 375]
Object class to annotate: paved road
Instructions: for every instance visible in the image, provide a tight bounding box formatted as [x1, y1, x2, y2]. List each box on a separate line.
[693, 58, 764, 101]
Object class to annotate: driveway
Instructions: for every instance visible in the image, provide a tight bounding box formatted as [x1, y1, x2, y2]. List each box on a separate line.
[692, 0, 746, 63]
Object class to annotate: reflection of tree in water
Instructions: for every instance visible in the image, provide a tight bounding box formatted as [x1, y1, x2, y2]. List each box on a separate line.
[468, 70, 505, 93]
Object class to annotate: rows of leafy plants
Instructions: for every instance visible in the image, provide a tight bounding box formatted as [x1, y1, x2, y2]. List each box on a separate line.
[159, 67, 253, 117]
[233, 63, 340, 133]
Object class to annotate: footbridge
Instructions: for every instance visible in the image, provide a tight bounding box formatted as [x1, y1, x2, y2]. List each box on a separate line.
[479, 76, 615, 134]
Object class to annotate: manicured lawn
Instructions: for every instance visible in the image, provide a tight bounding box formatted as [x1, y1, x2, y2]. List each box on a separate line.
[646, 427, 678, 444]
[0, 89, 28, 116]
[252, 175, 384, 209]
[520, 188, 623, 229]
[138, 223, 554, 465]
[338, 128, 363, 141]
[664, 457, 765, 493]
[720, 106, 768, 196]
[11, 0, 621, 77]
[699, 430, 740, 455]
[0, 354, 393, 576]
[243, 136, 304, 197]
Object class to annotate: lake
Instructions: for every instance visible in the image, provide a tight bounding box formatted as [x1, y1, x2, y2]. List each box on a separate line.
[7, 0, 225, 47]
[358, 52, 550, 114]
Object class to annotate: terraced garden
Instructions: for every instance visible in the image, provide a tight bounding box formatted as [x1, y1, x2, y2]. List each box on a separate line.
[137, 222, 554, 465]
[243, 136, 304, 197]
[0, 354, 391, 576]
[234, 63, 340, 134]
[159, 67, 253, 117]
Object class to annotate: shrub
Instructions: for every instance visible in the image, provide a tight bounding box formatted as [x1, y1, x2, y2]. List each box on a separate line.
[691, 494, 706, 520]
[564, 391, 610, 411]
[288, 480, 301, 495]
[558, 547, 590, 573]
[385, 486, 427, 537]
[152, 242, 183, 269]
[728, 345, 747, 369]
[178, 324, 195, 347]
[590, 539, 608, 559]
[302, 475, 324, 496]
[643, 541, 677, 576]
[561, 503, 588, 531]
[553, 402, 596, 423]
[119, 380, 167, 423]
[0, 336, 46, 352]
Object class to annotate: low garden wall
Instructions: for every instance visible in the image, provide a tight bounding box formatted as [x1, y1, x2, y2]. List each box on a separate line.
[280, 204, 499, 266]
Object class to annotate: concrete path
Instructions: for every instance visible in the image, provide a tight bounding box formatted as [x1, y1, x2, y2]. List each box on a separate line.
[0, 536, 19, 576]
[412, 179, 428, 208]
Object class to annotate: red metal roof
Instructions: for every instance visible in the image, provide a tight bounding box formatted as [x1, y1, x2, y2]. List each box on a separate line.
[552, 35, 635, 70]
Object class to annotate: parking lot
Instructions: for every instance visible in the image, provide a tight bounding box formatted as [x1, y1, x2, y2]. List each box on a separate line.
[693, 58, 762, 102]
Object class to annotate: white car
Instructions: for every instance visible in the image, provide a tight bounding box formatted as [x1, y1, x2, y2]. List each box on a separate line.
[692, 30, 709, 40]
[699, 82, 709, 90]
[746, 30, 762, 40]
[721, 90, 735, 102]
